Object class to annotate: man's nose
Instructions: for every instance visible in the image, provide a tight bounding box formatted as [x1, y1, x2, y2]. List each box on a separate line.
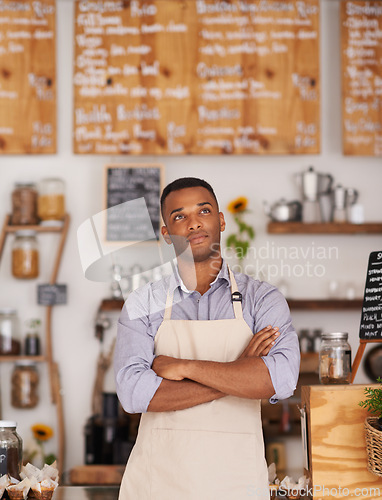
[188, 215, 202, 231]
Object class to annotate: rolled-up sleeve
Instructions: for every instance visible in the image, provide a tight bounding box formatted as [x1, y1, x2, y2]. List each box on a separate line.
[254, 285, 300, 403]
[114, 288, 163, 414]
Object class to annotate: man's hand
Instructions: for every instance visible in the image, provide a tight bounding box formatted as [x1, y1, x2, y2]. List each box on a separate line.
[152, 355, 185, 381]
[239, 325, 279, 359]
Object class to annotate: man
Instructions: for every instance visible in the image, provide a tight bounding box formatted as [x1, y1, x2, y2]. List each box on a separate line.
[114, 177, 300, 500]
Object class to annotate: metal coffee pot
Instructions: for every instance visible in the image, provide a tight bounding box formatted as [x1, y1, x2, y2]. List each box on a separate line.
[295, 166, 333, 223]
[333, 185, 359, 222]
[263, 198, 302, 222]
[295, 166, 333, 201]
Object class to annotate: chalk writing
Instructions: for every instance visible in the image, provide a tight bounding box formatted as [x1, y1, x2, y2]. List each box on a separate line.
[341, 1, 382, 156]
[0, 0, 56, 153]
[74, 0, 319, 154]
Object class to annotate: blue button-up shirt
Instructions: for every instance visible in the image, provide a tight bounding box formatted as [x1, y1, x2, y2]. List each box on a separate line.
[114, 261, 300, 414]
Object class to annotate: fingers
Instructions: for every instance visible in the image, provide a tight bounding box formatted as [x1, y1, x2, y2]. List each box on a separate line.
[243, 326, 280, 357]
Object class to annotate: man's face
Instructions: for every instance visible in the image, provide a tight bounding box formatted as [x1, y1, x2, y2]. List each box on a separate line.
[161, 186, 225, 263]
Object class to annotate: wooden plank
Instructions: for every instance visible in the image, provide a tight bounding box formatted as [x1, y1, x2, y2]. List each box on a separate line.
[0, 0, 56, 153]
[0, 355, 46, 363]
[302, 384, 382, 500]
[70, 465, 125, 485]
[100, 299, 124, 311]
[300, 353, 319, 373]
[341, 2, 382, 157]
[267, 222, 382, 234]
[5, 221, 64, 233]
[73, 0, 320, 155]
[287, 299, 364, 311]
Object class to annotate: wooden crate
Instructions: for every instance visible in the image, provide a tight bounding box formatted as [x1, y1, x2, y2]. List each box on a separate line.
[70, 465, 125, 485]
[302, 384, 382, 500]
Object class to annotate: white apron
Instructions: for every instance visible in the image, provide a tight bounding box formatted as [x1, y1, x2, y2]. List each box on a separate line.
[119, 270, 269, 500]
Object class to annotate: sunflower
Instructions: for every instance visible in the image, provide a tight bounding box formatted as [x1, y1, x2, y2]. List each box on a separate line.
[31, 423, 54, 442]
[227, 197, 248, 214]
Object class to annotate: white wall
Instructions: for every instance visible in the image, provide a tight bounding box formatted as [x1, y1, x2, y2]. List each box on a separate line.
[0, 0, 381, 478]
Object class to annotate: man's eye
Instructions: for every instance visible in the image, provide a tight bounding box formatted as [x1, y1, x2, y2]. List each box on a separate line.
[174, 214, 184, 221]
[201, 208, 211, 214]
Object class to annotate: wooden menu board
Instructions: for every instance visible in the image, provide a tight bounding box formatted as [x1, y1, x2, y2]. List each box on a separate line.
[359, 250, 382, 340]
[341, 2, 382, 156]
[74, 0, 320, 155]
[0, 0, 56, 154]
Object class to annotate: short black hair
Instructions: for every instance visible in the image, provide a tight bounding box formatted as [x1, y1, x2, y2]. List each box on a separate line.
[160, 177, 218, 218]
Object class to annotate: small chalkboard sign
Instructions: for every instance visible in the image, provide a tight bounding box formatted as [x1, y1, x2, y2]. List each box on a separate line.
[38, 284, 67, 306]
[104, 164, 164, 242]
[359, 251, 382, 340]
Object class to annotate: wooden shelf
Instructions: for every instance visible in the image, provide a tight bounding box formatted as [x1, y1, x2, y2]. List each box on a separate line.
[287, 298, 363, 310]
[0, 213, 70, 476]
[99, 298, 364, 313]
[300, 352, 319, 373]
[267, 221, 382, 234]
[99, 298, 125, 311]
[4, 222, 64, 233]
[0, 355, 47, 363]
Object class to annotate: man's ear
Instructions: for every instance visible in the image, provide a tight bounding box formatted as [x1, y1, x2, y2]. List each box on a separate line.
[219, 212, 226, 232]
[161, 225, 172, 245]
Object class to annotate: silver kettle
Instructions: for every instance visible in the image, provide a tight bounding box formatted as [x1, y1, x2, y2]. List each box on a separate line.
[263, 198, 302, 222]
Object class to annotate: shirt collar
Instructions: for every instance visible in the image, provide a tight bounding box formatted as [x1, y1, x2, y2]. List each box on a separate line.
[168, 259, 231, 295]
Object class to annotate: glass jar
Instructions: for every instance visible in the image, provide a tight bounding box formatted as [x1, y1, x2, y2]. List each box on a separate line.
[11, 182, 38, 225]
[12, 230, 39, 279]
[37, 178, 65, 222]
[0, 421, 23, 479]
[11, 361, 39, 409]
[0, 309, 21, 355]
[319, 332, 352, 384]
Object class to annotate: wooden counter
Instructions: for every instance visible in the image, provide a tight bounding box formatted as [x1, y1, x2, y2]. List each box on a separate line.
[52, 487, 119, 499]
[302, 384, 382, 500]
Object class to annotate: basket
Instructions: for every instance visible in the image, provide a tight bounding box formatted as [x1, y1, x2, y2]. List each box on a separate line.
[364, 417, 382, 477]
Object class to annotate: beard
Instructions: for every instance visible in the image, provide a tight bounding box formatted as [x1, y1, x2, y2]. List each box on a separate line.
[169, 234, 221, 264]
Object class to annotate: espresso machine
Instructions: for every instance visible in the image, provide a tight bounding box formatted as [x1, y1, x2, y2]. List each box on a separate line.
[295, 166, 333, 223]
[84, 392, 136, 465]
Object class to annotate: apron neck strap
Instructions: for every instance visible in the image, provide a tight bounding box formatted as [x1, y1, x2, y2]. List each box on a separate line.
[163, 287, 174, 320]
[228, 268, 244, 319]
[164, 266, 244, 320]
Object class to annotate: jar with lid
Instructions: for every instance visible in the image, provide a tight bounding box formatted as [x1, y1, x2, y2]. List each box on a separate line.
[12, 230, 39, 279]
[24, 318, 41, 356]
[37, 178, 65, 223]
[0, 309, 21, 355]
[11, 182, 38, 226]
[11, 361, 39, 409]
[0, 421, 23, 479]
[319, 332, 352, 384]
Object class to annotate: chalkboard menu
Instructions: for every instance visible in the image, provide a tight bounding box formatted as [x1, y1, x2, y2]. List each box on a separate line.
[38, 284, 67, 306]
[104, 164, 163, 242]
[359, 251, 382, 340]
[341, 2, 382, 156]
[0, 0, 56, 154]
[74, 0, 320, 155]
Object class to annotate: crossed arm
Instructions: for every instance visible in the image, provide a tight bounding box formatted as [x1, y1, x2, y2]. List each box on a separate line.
[147, 326, 279, 412]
